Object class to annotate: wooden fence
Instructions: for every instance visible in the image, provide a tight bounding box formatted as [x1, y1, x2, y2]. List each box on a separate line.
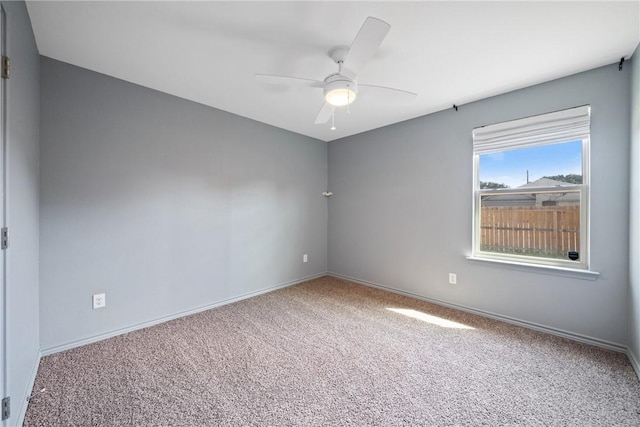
[480, 206, 580, 258]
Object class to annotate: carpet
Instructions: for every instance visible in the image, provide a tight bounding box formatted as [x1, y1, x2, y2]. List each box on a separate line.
[23, 276, 640, 426]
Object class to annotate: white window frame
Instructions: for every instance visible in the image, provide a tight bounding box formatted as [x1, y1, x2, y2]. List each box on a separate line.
[472, 106, 591, 270]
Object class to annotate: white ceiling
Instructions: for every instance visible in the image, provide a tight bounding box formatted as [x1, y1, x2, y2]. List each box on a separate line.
[26, 1, 640, 142]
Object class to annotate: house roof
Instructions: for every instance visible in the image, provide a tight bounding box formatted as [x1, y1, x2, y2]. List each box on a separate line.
[518, 178, 576, 188]
[482, 177, 581, 206]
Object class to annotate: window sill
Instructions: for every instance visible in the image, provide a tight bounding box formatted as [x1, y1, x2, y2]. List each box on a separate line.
[465, 256, 600, 280]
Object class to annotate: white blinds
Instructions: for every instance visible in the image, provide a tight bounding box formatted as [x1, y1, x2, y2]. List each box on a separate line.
[472, 105, 590, 154]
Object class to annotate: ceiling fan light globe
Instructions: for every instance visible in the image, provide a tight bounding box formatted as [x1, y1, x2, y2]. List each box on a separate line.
[325, 88, 357, 106]
[323, 77, 358, 107]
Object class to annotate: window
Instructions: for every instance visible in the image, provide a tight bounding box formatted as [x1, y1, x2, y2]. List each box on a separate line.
[472, 106, 590, 269]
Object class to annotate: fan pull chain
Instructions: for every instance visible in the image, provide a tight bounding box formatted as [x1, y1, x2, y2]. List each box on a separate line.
[331, 107, 336, 131]
[347, 86, 351, 114]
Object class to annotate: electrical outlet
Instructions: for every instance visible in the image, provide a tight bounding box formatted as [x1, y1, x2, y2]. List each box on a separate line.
[303, 254, 308, 263]
[448, 273, 457, 285]
[93, 293, 106, 309]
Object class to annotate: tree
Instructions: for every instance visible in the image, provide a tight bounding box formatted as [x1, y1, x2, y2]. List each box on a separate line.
[542, 174, 582, 184]
[480, 181, 509, 189]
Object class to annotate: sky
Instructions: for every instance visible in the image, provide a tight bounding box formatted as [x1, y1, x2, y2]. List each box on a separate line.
[479, 140, 582, 188]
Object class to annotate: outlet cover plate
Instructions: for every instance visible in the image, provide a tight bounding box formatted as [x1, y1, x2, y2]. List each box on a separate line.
[448, 273, 457, 285]
[93, 293, 106, 309]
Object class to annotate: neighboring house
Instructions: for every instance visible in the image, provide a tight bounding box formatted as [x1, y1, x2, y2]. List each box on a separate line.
[482, 177, 580, 207]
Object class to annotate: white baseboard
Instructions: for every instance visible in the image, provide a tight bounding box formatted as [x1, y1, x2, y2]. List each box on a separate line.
[14, 348, 42, 427]
[41, 273, 326, 357]
[328, 272, 627, 354]
[628, 348, 640, 381]
[35, 271, 640, 387]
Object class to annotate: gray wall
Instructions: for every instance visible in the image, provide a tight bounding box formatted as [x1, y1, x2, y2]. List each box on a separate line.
[3, 0, 40, 425]
[630, 46, 640, 371]
[328, 63, 630, 347]
[39, 57, 327, 351]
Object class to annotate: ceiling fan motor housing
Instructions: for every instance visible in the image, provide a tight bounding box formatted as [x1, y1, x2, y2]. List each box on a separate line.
[324, 74, 358, 106]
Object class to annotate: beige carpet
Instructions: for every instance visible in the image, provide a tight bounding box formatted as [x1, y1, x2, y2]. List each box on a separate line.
[24, 276, 640, 426]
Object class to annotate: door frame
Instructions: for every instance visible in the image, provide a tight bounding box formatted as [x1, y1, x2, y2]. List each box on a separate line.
[0, 4, 7, 425]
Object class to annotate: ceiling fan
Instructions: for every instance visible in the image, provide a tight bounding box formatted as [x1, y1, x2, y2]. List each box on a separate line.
[256, 17, 417, 127]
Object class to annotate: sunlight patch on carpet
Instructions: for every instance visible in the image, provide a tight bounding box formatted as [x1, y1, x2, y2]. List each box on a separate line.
[387, 308, 475, 329]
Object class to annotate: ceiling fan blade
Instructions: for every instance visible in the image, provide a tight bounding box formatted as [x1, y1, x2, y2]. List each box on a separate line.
[314, 103, 333, 124]
[359, 84, 417, 102]
[255, 74, 324, 88]
[342, 17, 391, 77]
